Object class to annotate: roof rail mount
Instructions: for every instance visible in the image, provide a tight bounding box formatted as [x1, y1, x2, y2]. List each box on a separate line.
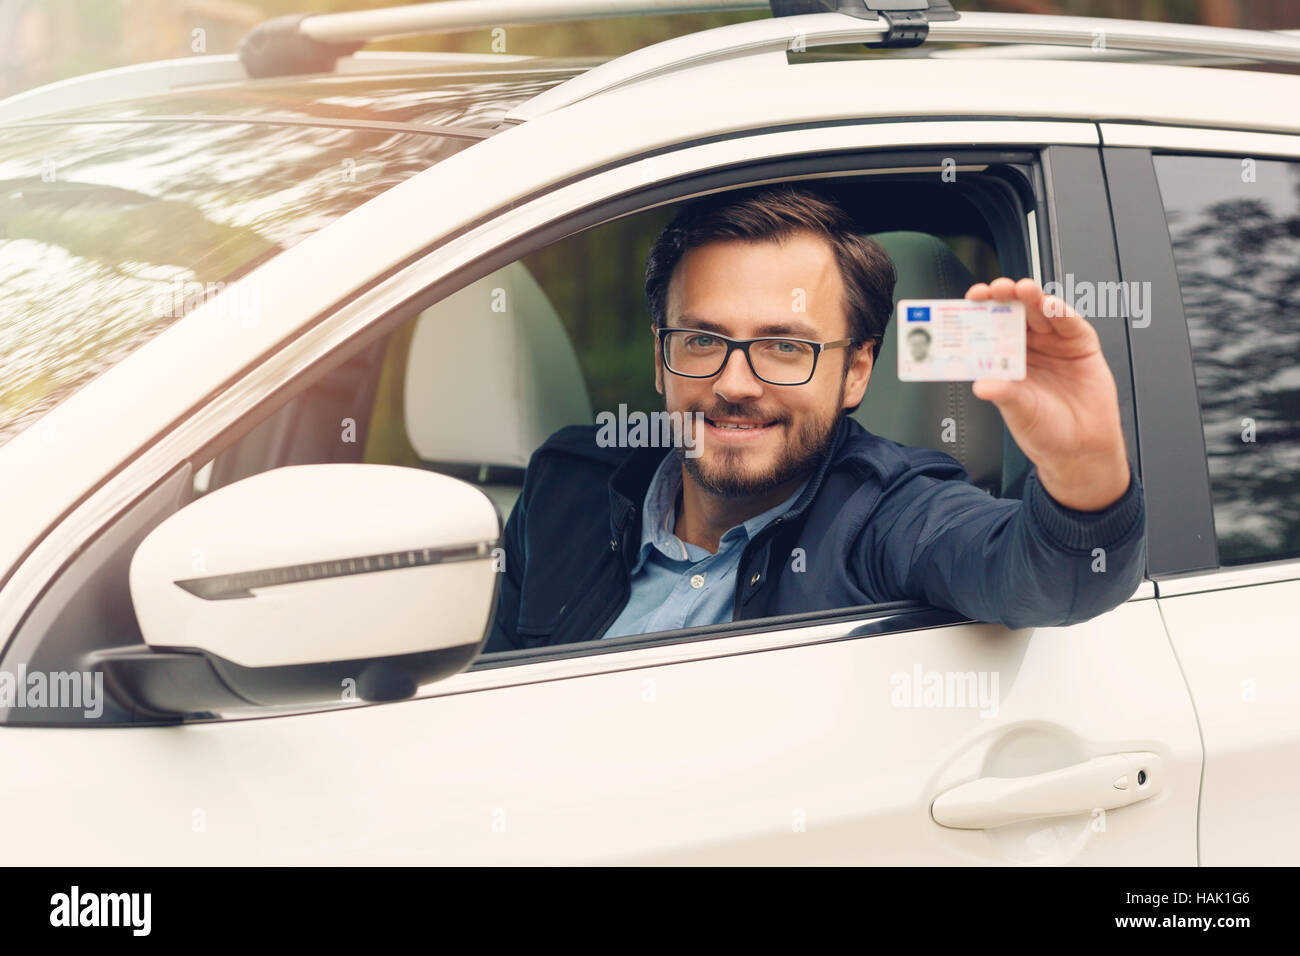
[239, 13, 364, 79]
[770, 0, 960, 49]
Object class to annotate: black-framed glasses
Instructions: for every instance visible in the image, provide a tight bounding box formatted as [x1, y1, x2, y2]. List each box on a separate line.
[656, 327, 860, 386]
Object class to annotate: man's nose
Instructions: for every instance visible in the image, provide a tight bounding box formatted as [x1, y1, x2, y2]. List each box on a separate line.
[713, 348, 764, 402]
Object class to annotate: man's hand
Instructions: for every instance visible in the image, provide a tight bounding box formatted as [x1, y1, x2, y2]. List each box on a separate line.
[966, 277, 1131, 512]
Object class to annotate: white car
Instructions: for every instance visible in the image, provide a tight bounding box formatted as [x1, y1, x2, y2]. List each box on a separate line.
[1, 0, 1298, 865]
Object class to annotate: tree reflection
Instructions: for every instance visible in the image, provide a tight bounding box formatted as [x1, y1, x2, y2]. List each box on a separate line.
[0, 120, 465, 445]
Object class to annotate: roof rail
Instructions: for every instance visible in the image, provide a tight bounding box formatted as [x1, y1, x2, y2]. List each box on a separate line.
[235, 2, 1300, 87]
[239, 1, 976, 77]
[239, 0, 770, 78]
[504, 10, 1300, 121]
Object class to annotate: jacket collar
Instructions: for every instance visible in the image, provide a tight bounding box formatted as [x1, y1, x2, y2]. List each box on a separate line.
[608, 444, 670, 542]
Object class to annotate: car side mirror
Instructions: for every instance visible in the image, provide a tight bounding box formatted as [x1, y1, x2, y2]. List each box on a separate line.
[112, 464, 500, 717]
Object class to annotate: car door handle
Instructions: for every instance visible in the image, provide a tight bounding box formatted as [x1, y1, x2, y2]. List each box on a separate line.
[930, 752, 1163, 830]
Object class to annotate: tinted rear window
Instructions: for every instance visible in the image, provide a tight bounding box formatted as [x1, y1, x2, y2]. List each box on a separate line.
[1154, 154, 1300, 565]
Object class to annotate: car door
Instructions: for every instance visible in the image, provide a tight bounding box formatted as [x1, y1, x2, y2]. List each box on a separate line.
[0, 118, 1202, 864]
[1105, 127, 1300, 866]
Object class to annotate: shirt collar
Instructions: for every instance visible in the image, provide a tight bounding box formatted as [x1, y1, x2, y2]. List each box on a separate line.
[629, 453, 811, 574]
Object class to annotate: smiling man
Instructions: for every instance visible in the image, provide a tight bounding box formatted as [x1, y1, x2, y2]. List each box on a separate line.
[484, 183, 1145, 652]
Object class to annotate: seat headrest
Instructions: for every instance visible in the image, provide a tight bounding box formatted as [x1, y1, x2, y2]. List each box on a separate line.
[403, 262, 592, 468]
[853, 231, 1003, 494]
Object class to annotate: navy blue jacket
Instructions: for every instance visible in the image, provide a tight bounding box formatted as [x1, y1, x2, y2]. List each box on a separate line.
[484, 416, 1146, 652]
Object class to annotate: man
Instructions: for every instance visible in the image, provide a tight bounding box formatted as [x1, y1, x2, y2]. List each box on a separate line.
[484, 183, 1144, 652]
[906, 326, 932, 363]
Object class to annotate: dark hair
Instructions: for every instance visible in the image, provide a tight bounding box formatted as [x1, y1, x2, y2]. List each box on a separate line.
[908, 327, 931, 341]
[644, 183, 897, 375]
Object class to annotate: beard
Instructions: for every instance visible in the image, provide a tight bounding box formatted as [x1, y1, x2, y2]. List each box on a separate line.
[679, 382, 845, 499]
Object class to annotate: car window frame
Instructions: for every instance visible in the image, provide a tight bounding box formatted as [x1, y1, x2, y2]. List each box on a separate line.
[4, 121, 1149, 721]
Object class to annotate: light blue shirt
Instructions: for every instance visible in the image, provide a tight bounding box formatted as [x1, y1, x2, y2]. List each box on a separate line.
[600, 453, 810, 640]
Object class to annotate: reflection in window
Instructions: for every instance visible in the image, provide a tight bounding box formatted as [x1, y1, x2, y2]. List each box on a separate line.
[0, 120, 470, 446]
[1154, 155, 1300, 565]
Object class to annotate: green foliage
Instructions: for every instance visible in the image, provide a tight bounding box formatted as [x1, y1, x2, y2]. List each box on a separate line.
[523, 209, 674, 416]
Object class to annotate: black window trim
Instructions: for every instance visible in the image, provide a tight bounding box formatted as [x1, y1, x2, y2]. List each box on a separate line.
[471, 602, 972, 671]
[1102, 145, 1222, 578]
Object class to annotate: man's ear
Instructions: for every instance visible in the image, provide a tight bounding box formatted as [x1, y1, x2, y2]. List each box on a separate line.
[842, 341, 874, 411]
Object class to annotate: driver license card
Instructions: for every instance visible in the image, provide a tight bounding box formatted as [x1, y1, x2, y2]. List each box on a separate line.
[896, 299, 1026, 382]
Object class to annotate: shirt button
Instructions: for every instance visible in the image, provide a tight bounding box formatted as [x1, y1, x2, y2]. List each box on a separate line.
[609, 539, 618, 552]
[690, 573, 705, 589]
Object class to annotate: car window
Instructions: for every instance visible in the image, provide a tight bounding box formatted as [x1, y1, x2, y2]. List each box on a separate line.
[5, 166, 1041, 724]
[335, 173, 1032, 652]
[0, 119, 472, 447]
[1153, 154, 1300, 566]
[364, 173, 1008, 502]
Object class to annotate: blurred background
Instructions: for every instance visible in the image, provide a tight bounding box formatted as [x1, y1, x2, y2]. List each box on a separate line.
[2, 0, 1297, 98]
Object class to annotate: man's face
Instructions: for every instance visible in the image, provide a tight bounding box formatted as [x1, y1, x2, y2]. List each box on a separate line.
[655, 231, 874, 498]
[908, 330, 931, 362]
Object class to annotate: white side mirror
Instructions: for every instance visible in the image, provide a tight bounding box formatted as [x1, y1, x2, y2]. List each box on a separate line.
[124, 464, 500, 712]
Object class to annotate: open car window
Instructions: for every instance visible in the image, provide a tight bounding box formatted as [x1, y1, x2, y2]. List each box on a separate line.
[344, 170, 1031, 660]
[359, 172, 1018, 522]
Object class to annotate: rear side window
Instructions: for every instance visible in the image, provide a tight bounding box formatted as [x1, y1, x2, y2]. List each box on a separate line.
[1154, 154, 1300, 566]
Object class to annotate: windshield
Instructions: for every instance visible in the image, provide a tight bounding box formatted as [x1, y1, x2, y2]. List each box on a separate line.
[0, 119, 475, 446]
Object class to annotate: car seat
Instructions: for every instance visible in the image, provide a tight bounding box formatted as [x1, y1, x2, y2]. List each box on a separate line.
[854, 230, 1007, 496]
[403, 261, 593, 517]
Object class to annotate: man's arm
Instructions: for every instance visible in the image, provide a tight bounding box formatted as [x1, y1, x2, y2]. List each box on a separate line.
[856, 275, 1148, 628]
[860, 455, 1145, 630]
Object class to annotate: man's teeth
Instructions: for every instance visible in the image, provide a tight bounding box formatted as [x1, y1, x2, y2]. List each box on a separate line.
[713, 421, 766, 429]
